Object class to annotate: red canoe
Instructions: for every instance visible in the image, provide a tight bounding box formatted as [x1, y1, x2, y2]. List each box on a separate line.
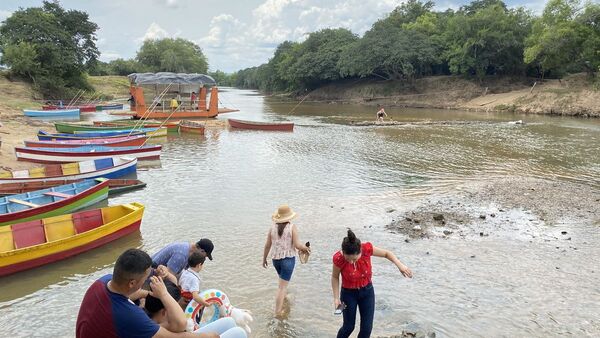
[24, 135, 148, 148]
[43, 104, 96, 112]
[178, 120, 205, 135]
[228, 118, 294, 131]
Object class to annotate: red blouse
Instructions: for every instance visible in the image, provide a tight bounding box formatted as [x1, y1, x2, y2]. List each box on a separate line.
[333, 242, 373, 289]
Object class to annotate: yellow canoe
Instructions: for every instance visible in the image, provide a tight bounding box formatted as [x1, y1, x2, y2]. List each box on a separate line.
[0, 202, 144, 276]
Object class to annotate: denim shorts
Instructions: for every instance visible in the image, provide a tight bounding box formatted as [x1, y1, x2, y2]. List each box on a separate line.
[272, 256, 295, 281]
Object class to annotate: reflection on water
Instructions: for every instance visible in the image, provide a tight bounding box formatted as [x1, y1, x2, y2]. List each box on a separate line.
[1, 88, 599, 337]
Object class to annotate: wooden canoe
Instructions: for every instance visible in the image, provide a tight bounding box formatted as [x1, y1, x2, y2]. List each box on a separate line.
[38, 130, 146, 141]
[228, 118, 294, 131]
[0, 179, 146, 196]
[93, 120, 180, 133]
[74, 127, 167, 138]
[24, 135, 147, 148]
[55, 122, 161, 134]
[0, 202, 144, 276]
[43, 104, 96, 112]
[178, 120, 205, 135]
[96, 103, 124, 111]
[0, 157, 137, 183]
[0, 179, 109, 227]
[24, 109, 80, 118]
[15, 145, 161, 163]
[107, 179, 147, 195]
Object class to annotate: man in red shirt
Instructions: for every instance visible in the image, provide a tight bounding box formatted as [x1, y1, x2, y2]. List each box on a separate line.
[331, 229, 412, 338]
[76, 248, 218, 338]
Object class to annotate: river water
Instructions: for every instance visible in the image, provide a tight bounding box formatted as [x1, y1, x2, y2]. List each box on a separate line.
[1, 88, 599, 337]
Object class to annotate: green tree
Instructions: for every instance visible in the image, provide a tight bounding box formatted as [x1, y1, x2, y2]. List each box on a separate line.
[339, 22, 439, 80]
[0, 1, 99, 96]
[286, 28, 358, 89]
[107, 58, 145, 75]
[136, 38, 208, 73]
[1, 42, 40, 83]
[524, 0, 598, 78]
[444, 2, 532, 78]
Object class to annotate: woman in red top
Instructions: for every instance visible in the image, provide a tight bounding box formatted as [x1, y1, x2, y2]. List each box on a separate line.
[331, 229, 412, 338]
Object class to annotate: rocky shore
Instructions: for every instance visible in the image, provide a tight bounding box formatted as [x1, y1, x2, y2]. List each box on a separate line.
[386, 177, 599, 240]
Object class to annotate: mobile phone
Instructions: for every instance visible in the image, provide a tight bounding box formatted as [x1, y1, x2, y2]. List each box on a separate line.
[334, 303, 345, 315]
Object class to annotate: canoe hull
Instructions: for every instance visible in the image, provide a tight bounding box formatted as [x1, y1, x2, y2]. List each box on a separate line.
[0, 179, 109, 226]
[24, 135, 147, 148]
[38, 130, 146, 141]
[0, 179, 145, 196]
[0, 203, 144, 276]
[179, 121, 205, 135]
[56, 122, 156, 134]
[228, 118, 294, 131]
[93, 120, 180, 133]
[15, 146, 161, 163]
[0, 157, 137, 184]
[24, 109, 80, 117]
[43, 105, 96, 112]
[98, 104, 124, 110]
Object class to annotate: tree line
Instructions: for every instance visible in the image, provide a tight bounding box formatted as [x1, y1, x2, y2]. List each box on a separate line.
[228, 0, 599, 92]
[0, 1, 209, 97]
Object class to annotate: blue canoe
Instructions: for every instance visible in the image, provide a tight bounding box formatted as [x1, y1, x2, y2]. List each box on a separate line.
[37, 130, 146, 141]
[98, 103, 124, 110]
[23, 109, 80, 118]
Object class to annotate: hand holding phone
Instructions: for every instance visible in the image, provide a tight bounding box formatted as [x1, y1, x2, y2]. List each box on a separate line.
[334, 302, 345, 315]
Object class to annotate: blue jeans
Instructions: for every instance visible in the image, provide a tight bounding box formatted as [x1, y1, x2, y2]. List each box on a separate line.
[337, 283, 375, 338]
[272, 256, 295, 281]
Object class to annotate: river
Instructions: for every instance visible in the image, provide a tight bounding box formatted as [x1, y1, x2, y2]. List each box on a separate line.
[0, 88, 599, 337]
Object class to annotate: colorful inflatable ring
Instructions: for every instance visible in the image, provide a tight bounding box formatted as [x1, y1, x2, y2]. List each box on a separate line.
[184, 288, 232, 331]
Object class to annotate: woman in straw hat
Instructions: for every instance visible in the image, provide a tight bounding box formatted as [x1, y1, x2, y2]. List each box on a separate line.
[262, 205, 311, 317]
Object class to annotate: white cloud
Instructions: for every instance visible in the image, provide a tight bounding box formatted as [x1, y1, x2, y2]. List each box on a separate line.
[99, 51, 121, 62]
[139, 22, 170, 42]
[154, 0, 180, 8]
[0, 10, 12, 22]
[198, 0, 399, 72]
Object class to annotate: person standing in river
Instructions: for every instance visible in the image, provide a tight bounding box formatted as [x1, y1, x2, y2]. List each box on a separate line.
[376, 106, 387, 123]
[262, 205, 311, 318]
[331, 229, 412, 338]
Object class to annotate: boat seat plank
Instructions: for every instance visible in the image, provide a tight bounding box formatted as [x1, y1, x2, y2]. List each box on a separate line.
[43, 191, 73, 198]
[73, 209, 104, 234]
[43, 214, 76, 242]
[12, 220, 46, 249]
[94, 158, 114, 170]
[0, 226, 14, 252]
[9, 199, 40, 208]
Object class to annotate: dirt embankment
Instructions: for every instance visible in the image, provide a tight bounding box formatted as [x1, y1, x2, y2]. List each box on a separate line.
[306, 74, 600, 117]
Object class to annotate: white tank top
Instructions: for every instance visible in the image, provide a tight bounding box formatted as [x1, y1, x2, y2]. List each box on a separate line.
[270, 222, 296, 260]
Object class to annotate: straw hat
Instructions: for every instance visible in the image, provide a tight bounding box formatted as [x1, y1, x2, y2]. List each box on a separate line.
[272, 205, 297, 223]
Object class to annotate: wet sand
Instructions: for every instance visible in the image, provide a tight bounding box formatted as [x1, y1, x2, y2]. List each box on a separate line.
[0, 117, 51, 170]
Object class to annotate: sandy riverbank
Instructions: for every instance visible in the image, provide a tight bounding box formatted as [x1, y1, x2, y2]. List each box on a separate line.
[303, 74, 600, 117]
[0, 117, 52, 170]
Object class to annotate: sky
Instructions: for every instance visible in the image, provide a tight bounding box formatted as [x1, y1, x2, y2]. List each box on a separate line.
[0, 0, 550, 73]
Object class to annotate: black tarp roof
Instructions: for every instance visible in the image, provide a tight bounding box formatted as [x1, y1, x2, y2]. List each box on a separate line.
[128, 72, 216, 86]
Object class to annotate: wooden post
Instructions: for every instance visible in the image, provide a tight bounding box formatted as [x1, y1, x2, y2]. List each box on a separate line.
[529, 82, 537, 94]
[198, 86, 207, 111]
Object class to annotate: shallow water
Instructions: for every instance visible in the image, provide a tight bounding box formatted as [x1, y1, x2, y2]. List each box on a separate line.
[1, 89, 599, 337]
